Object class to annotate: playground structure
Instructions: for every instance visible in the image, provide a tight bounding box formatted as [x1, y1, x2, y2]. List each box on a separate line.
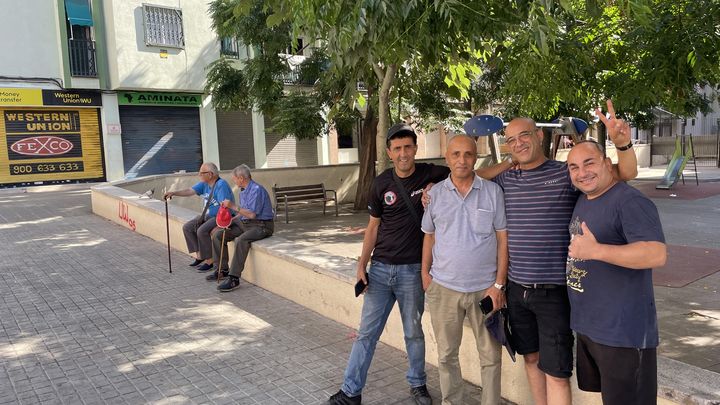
[656, 135, 699, 190]
[463, 115, 589, 163]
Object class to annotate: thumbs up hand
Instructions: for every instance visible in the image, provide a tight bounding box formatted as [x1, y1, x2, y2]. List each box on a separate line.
[569, 222, 598, 261]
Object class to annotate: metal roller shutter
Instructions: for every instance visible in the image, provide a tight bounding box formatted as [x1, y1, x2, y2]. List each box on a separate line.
[119, 106, 202, 178]
[264, 116, 318, 167]
[0, 107, 105, 187]
[216, 109, 254, 169]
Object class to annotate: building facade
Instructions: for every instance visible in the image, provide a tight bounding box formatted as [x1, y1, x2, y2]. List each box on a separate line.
[0, 0, 334, 188]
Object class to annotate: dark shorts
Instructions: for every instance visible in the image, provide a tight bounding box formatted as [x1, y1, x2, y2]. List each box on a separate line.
[506, 281, 574, 378]
[576, 333, 657, 405]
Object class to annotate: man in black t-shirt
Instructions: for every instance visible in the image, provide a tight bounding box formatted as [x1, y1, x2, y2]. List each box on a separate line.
[566, 141, 666, 404]
[325, 124, 449, 405]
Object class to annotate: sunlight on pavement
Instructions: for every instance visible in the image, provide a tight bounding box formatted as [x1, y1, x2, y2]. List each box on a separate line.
[0, 216, 63, 230]
[14, 229, 107, 250]
[0, 336, 44, 360]
[114, 302, 272, 372]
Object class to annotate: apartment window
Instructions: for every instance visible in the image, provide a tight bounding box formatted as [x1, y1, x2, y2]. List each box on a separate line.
[64, 0, 97, 77]
[285, 38, 304, 56]
[143, 4, 184, 48]
[220, 37, 240, 58]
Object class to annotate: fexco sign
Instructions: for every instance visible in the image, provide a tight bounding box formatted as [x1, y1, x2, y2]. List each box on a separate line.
[10, 136, 74, 156]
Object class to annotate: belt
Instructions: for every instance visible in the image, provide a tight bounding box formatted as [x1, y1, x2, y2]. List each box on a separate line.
[241, 219, 273, 224]
[515, 282, 561, 289]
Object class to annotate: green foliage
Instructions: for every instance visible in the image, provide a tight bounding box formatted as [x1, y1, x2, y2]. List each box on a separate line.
[207, 0, 299, 112]
[207, 0, 720, 142]
[209, 0, 291, 55]
[473, 0, 720, 124]
[296, 49, 329, 86]
[205, 58, 251, 111]
[268, 92, 326, 140]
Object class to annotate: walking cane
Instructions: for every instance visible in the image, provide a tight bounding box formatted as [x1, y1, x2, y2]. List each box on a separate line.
[217, 229, 227, 284]
[215, 206, 233, 283]
[164, 195, 172, 273]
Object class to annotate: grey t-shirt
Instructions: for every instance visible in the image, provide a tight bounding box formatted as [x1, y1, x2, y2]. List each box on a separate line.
[422, 175, 507, 293]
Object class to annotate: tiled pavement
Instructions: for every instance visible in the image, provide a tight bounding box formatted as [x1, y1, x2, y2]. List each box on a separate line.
[0, 187, 494, 404]
[275, 181, 720, 375]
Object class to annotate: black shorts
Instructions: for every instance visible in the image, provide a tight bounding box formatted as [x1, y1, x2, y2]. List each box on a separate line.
[576, 333, 657, 405]
[506, 281, 574, 378]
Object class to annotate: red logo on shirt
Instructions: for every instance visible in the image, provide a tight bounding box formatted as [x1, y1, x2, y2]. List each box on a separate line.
[384, 191, 397, 205]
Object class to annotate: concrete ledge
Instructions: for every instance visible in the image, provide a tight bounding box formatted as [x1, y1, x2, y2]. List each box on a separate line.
[91, 181, 718, 405]
[658, 357, 720, 405]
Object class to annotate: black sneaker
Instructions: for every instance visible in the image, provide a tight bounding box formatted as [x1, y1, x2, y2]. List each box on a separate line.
[189, 258, 203, 267]
[206, 270, 228, 281]
[324, 390, 361, 405]
[410, 385, 432, 405]
[196, 263, 213, 272]
[217, 276, 240, 292]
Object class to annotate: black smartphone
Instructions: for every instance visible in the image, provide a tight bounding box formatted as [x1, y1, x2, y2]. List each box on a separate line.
[354, 278, 368, 297]
[479, 295, 494, 315]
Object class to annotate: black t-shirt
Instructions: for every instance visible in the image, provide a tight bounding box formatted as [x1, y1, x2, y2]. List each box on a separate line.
[369, 163, 450, 264]
[567, 182, 665, 348]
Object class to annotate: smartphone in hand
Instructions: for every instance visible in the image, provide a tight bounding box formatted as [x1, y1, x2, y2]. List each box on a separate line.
[479, 295, 494, 315]
[354, 278, 368, 297]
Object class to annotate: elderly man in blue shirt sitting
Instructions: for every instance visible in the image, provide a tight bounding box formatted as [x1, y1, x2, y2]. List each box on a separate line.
[207, 164, 275, 292]
[164, 162, 235, 272]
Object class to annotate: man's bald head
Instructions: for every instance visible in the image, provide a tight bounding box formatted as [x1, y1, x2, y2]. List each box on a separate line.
[445, 134, 478, 180]
[567, 140, 615, 198]
[448, 134, 477, 154]
[506, 117, 537, 133]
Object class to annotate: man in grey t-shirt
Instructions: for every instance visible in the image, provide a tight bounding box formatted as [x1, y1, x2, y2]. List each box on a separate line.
[421, 135, 508, 405]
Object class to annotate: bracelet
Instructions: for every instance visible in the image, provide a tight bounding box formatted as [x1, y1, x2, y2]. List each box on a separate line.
[616, 142, 633, 151]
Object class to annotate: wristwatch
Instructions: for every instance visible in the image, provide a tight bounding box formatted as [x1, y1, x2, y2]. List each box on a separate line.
[493, 282, 506, 292]
[616, 142, 633, 151]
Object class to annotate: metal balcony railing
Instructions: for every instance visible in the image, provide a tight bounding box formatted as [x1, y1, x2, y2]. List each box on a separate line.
[68, 38, 97, 77]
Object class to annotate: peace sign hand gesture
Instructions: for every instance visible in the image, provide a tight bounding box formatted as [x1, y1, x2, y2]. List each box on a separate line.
[595, 99, 631, 148]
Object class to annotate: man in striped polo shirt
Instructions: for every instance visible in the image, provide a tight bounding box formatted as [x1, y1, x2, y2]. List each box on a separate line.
[477, 101, 638, 405]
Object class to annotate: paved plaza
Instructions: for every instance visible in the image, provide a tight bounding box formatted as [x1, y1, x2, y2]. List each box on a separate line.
[275, 172, 720, 375]
[1, 165, 719, 404]
[0, 187, 492, 404]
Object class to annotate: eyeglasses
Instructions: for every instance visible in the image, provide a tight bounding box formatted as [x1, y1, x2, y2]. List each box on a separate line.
[199, 171, 211, 176]
[505, 130, 535, 147]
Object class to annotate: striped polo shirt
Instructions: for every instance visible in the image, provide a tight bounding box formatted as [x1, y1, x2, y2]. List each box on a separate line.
[493, 160, 580, 285]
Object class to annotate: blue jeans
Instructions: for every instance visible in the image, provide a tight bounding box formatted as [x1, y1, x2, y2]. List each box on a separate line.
[341, 261, 427, 397]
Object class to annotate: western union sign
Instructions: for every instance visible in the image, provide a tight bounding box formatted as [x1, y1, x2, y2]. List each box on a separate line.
[0, 88, 102, 107]
[0, 88, 43, 106]
[0, 107, 105, 186]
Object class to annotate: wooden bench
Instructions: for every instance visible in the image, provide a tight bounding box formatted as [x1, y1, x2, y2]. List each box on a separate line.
[272, 183, 338, 223]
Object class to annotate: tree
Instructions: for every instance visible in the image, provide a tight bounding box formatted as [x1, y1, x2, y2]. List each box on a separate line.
[470, 0, 720, 126]
[207, 0, 327, 140]
[272, 0, 524, 171]
[206, 0, 505, 209]
[206, 0, 720, 211]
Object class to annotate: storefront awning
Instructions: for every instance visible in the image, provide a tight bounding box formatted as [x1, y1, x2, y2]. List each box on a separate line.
[65, 0, 93, 26]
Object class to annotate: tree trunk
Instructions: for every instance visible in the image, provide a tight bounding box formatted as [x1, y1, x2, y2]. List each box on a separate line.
[374, 63, 398, 173]
[354, 102, 378, 211]
[597, 121, 607, 156]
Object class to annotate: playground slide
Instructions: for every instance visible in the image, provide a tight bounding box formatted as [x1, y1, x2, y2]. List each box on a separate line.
[656, 137, 689, 190]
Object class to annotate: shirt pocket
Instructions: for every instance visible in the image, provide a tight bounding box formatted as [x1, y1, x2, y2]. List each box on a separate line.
[468, 207, 495, 235]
